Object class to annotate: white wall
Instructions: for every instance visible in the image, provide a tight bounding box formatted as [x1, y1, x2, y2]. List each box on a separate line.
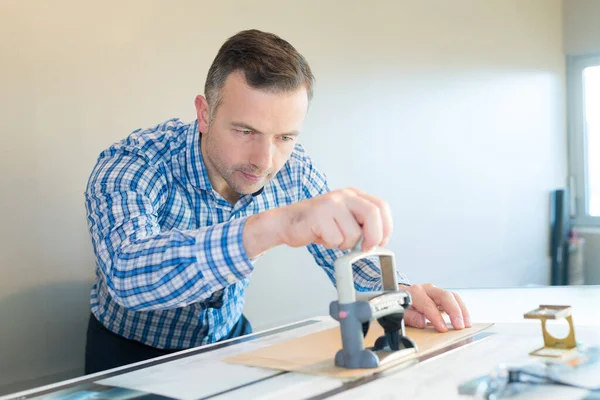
[0, 0, 565, 395]
[563, 0, 600, 55]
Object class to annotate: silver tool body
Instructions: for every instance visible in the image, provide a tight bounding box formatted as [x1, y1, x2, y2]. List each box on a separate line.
[329, 242, 417, 369]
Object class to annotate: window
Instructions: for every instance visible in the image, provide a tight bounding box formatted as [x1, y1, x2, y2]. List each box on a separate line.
[567, 54, 600, 226]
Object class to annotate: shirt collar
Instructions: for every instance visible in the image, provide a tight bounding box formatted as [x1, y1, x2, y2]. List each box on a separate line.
[186, 120, 213, 191]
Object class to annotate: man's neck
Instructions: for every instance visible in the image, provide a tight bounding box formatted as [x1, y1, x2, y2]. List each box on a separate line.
[219, 188, 240, 205]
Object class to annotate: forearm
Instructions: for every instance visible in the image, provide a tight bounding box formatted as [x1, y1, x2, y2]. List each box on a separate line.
[98, 217, 254, 311]
[242, 208, 285, 258]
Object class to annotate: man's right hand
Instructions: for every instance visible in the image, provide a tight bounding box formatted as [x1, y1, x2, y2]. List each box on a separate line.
[243, 188, 393, 258]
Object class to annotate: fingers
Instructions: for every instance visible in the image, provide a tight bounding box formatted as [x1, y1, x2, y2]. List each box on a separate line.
[310, 193, 370, 250]
[314, 214, 344, 248]
[351, 190, 393, 247]
[422, 284, 466, 330]
[283, 187, 391, 251]
[452, 292, 472, 328]
[343, 188, 391, 251]
[311, 194, 372, 250]
[406, 285, 449, 332]
[345, 195, 382, 251]
[332, 208, 363, 251]
[404, 308, 427, 329]
[402, 286, 472, 332]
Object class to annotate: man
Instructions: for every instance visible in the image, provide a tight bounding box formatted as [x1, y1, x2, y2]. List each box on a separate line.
[84, 29, 470, 374]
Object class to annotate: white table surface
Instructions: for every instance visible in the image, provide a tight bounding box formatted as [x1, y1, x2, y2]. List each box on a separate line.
[2, 286, 599, 400]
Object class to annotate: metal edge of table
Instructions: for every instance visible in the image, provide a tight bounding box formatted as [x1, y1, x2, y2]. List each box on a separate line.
[2, 318, 498, 400]
[196, 331, 496, 400]
[303, 331, 495, 400]
[0, 318, 325, 400]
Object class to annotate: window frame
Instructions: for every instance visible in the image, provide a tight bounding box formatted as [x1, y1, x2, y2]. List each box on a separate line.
[567, 53, 600, 227]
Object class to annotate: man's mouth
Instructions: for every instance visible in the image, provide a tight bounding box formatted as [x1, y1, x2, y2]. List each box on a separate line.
[240, 171, 264, 183]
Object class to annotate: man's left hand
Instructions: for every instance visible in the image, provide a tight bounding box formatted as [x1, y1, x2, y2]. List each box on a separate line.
[400, 283, 471, 332]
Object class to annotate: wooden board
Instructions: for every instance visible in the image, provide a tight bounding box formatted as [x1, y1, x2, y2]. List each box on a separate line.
[223, 322, 494, 379]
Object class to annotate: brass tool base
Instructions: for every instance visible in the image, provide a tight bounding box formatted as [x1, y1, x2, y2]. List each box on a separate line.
[524, 305, 577, 359]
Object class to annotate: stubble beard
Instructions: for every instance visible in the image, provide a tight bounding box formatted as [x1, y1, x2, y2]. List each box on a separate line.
[204, 134, 268, 195]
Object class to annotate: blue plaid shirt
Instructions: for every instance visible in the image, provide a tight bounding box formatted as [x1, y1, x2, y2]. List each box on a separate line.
[84, 118, 409, 349]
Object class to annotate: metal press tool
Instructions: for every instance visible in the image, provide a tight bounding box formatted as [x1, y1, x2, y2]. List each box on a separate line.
[329, 240, 418, 369]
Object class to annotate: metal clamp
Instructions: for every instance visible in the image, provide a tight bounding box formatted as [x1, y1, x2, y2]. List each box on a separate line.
[329, 241, 416, 369]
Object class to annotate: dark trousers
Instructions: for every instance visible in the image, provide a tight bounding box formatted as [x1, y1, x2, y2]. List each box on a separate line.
[84, 313, 252, 375]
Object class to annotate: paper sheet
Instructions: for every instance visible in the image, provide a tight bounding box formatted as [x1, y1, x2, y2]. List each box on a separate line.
[223, 322, 494, 379]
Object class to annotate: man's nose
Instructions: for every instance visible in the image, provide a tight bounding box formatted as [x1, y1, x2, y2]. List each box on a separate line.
[249, 137, 273, 172]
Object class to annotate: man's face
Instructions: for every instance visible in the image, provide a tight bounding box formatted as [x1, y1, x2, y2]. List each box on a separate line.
[196, 72, 309, 199]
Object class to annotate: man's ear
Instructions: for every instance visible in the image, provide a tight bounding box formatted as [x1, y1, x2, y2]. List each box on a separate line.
[195, 95, 210, 133]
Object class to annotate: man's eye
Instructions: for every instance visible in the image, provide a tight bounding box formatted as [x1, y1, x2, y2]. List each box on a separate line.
[281, 136, 294, 142]
[241, 130, 253, 135]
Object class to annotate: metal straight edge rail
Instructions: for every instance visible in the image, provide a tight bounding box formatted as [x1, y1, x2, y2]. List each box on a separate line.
[2, 319, 495, 400]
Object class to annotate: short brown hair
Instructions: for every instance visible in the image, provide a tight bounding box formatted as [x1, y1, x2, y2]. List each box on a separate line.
[204, 29, 315, 119]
